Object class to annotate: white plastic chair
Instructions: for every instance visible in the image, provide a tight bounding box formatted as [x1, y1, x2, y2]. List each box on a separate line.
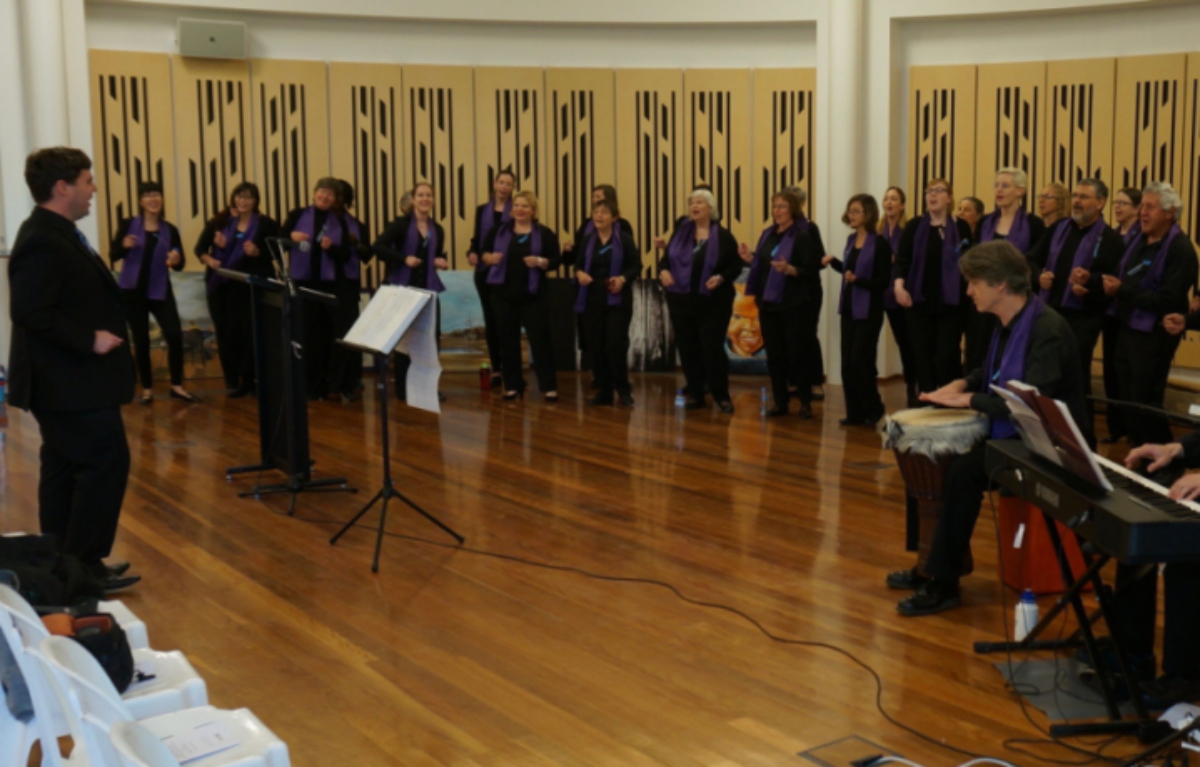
[0, 586, 207, 720]
[0, 660, 36, 767]
[110, 721, 181, 767]
[38, 636, 289, 767]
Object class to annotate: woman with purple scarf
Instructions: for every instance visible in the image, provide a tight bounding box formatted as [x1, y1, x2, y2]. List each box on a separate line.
[879, 187, 917, 407]
[1101, 187, 1143, 442]
[195, 182, 279, 398]
[110, 181, 198, 405]
[468, 170, 516, 387]
[481, 190, 562, 401]
[373, 182, 448, 401]
[573, 198, 641, 407]
[654, 189, 742, 413]
[825, 194, 891, 426]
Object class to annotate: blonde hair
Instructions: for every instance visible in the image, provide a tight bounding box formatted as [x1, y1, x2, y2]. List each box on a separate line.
[877, 186, 909, 234]
[1043, 183, 1068, 215]
[513, 189, 539, 219]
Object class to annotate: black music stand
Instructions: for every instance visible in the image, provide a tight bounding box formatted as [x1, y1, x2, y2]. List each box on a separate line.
[219, 264, 356, 515]
[328, 287, 463, 571]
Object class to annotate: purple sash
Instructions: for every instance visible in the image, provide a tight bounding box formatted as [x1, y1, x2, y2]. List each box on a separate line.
[838, 233, 878, 320]
[1109, 224, 1182, 332]
[744, 223, 797, 304]
[665, 221, 720, 295]
[1121, 221, 1142, 246]
[385, 216, 445, 293]
[909, 214, 967, 306]
[882, 220, 903, 309]
[478, 200, 512, 270]
[980, 207, 1031, 253]
[1039, 216, 1106, 311]
[118, 216, 172, 301]
[984, 296, 1046, 439]
[573, 230, 624, 313]
[289, 206, 344, 281]
[487, 222, 544, 294]
[208, 213, 260, 292]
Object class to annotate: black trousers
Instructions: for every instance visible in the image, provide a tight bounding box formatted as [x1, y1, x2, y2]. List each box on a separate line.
[1102, 314, 1126, 439]
[583, 299, 633, 396]
[32, 407, 130, 574]
[394, 301, 441, 399]
[886, 307, 919, 408]
[474, 268, 503, 372]
[760, 303, 809, 409]
[667, 292, 733, 403]
[924, 441, 989, 582]
[1114, 324, 1181, 446]
[1112, 562, 1200, 677]
[1063, 310, 1104, 441]
[123, 290, 184, 388]
[328, 281, 363, 396]
[813, 292, 826, 385]
[493, 291, 558, 394]
[207, 281, 254, 389]
[906, 303, 965, 395]
[840, 312, 885, 421]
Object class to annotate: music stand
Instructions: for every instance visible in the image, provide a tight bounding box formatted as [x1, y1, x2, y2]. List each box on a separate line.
[328, 286, 463, 571]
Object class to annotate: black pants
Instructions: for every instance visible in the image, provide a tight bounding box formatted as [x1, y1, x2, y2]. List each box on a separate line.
[207, 281, 254, 389]
[328, 281, 363, 396]
[32, 407, 130, 574]
[474, 268, 502, 372]
[813, 292, 826, 385]
[394, 301, 441, 399]
[760, 303, 809, 409]
[1063, 310, 1104, 441]
[1114, 324, 1180, 446]
[886, 307, 919, 408]
[840, 312, 885, 421]
[1102, 314, 1126, 439]
[583, 299, 633, 396]
[907, 303, 965, 395]
[1112, 562, 1200, 677]
[924, 441, 990, 582]
[667, 292, 733, 403]
[493, 291, 558, 394]
[123, 290, 184, 388]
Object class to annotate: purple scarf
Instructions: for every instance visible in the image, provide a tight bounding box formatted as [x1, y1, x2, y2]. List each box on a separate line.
[487, 222, 544, 294]
[479, 200, 512, 270]
[838, 233, 878, 320]
[1040, 216, 1106, 311]
[909, 214, 967, 306]
[665, 221, 720, 295]
[573, 230, 625, 313]
[1109, 224, 1183, 332]
[745, 223, 797, 304]
[1121, 221, 1142, 246]
[385, 217, 445, 293]
[980, 207, 1031, 253]
[984, 296, 1046, 439]
[118, 216, 172, 300]
[289, 206, 345, 281]
[208, 213, 260, 292]
[882, 220, 903, 310]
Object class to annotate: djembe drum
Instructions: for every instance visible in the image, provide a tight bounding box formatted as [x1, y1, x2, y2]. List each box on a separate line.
[881, 408, 989, 576]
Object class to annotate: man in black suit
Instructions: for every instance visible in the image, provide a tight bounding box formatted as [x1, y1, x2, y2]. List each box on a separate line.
[9, 147, 140, 591]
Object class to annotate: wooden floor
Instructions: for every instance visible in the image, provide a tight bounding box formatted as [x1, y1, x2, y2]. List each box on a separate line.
[0, 373, 1148, 766]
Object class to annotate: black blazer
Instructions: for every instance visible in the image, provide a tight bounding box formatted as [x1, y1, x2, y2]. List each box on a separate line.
[8, 207, 136, 412]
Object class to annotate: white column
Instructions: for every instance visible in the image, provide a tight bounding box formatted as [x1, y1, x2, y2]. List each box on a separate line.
[0, 0, 31, 243]
[61, 0, 99, 246]
[21, 0, 70, 149]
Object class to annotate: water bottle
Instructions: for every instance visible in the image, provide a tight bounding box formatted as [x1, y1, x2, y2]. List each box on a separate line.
[760, 386, 769, 416]
[674, 389, 686, 409]
[1014, 589, 1039, 641]
[479, 362, 492, 391]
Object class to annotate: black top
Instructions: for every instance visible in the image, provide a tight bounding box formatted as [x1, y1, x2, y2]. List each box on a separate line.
[8, 207, 136, 411]
[1114, 231, 1199, 326]
[480, 223, 562, 302]
[828, 235, 894, 318]
[1026, 218, 1123, 314]
[982, 213, 1046, 256]
[576, 230, 642, 309]
[193, 214, 282, 279]
[564, 219, 635, 267]
[373, 215, 446, 287]
[281, 207, 356, 285]
[656, 223, 742, 302]
[894, 217, 975, 307]
[749, 227, 823, 310]
[109, 218, 185, 298]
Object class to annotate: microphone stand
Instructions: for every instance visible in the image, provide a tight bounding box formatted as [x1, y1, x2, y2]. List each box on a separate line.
[1088, 395, 1200, 429]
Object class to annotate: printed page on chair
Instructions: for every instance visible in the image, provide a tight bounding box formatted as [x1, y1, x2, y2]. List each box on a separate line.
[344, 285, 431, 355]
[161, 719, 239, 764]
[396, 296, 442, 414]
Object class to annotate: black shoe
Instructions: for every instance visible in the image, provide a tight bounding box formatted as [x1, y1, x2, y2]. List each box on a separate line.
[886, 566, 930, 590]
[138, 392, 153, 406]
[438, 391, 447, 403]
[798, 404, 813, 420]
[105, 561, 131, 577]
[169, 388, 201, 404]
[766, 405, 788, 417]
[100, 572, 141, 594]
[588, 393, 614, 406]
[812, 386, 825, 401]
[502, 390, 523, 401]
[395, 391, 407, 402]
[490, 374, 504, 388]
[544, 392, 559, 403]
[618, 392, 635, 407]
[685, 398, 706, 410]
[1077, 645, 1156, 703]
[897, 579, 961, 616]
[229, 384, 253, 399]
[717, 401, 734, 414]
[589, 378, 600, 390]
[1141, 674, 1200, 710]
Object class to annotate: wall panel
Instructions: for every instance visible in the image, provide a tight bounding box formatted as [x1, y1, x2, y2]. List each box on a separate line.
[752, 68, 816, 234]
[475, 67, 546, 226]
[1044, 58, 1115, 208]
[1113, 54, 1186, 194]
[684, 69, 752, 245]
[88, 50, 176, 260]
[908, 65, 976, 215]
[401, 66, 476, 270]
[975, 62, 1045, 210]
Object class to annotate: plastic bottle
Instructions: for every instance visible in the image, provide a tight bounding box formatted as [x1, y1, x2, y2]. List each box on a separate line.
[479, 362, 491, 391]
[760, 386, 769, 416]
[1014, 589, 1039, 641]
[674, 389, 686, 409]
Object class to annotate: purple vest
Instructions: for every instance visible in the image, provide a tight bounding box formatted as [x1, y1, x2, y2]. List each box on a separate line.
[574, 230, 625, 313]
[984, 296, 1046, 439]
[665, 221, 720, 296]
[909, 214, 967, 306]
[745, 223, 798, 305]
[289, 207, 346, 281]
[1110, 224, 1183, 332]
[838, 233, 879, 320]
[118, 216, 172, 301]
[384, 217, 445, 293]
[487, 222, 545, 295]
[1039, 216, 1106, 311]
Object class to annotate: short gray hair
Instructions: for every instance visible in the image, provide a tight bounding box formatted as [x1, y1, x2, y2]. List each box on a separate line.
[996, 167, 1027, 189]
[959, 240, 1032, 298]
[785, 185, 808, 206]
[1078, 178, 1109, 201]
[688, 188, 720, 220]
[1143, 181, 1183, 217]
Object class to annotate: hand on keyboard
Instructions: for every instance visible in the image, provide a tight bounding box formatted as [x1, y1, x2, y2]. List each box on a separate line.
[1170, 474, 1200, 502]
[1125, 442, 1183, 473]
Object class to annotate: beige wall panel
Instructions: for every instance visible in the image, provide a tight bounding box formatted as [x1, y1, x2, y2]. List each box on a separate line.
[250, 59, 330, 227]
[752, 68, 817, 234]
[684, 69, 753, 246]
[908, 65, 976, 215]
[475, 67, 546, 226]
[975, 62, 1045, 211]
[1044, 58, 1115, 219]
[616, 69, 683, 277]
[401, 65, 476, 270]
[1114, 55, 1186, 194]
[544, 68, 616, 258]
[88, 51, 176, 262]
[330, 62, 404, 289]
[171, 56, 252, 267]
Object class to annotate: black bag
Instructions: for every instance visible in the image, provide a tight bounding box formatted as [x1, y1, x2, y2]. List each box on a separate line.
[42, 613, 135, 693]
[0, 534, 104, 607]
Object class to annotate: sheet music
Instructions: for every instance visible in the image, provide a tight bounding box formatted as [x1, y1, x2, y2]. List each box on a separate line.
[992, 384, 1062, 466]
[343, 285, 430, 354]
[396, 296, 442, 414]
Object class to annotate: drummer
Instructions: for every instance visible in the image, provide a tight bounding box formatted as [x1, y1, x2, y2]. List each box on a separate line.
[894, 240, 1089, 616]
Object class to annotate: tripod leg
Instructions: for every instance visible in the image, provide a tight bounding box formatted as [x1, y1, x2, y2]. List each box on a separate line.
[392, 489, 465, 544]
[372, 495, 390, 573]
[330, 488, 385, 545]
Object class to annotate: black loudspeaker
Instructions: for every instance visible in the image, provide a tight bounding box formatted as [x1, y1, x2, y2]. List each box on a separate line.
[546, 279, 579, 372]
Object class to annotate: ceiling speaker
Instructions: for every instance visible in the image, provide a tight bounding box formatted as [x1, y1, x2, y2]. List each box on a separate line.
[177, 18, 247, 60]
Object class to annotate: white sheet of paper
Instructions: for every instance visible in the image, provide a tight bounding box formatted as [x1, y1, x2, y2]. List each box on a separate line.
[343, 285, 430, 354]
[991, 384, 1062, 466]
[397, 298, 442, 414]
[161, 720, 240, 764]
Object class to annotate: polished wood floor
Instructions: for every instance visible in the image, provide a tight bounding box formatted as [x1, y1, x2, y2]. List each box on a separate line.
[0, 373, 1148, 766]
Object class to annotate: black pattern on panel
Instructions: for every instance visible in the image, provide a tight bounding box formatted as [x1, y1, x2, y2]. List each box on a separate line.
[634, 89, 679, 278]
[350, 85, 400, 290]
[487, 88, 541, 200]
[551, 89, 596, 277]
[97, 73, 163, 256]
[189, 79, 248, 229]
[1122, 79, 1180, 190]
[690, 90, 742, 235]
[260, 82, 310, 225]
[991, 86, 1040, 211]
[912, 89, 958, 215]
[409, 86, 468, 268]
[1049, 84, 1100, 187]
[761, 90, 814, 223]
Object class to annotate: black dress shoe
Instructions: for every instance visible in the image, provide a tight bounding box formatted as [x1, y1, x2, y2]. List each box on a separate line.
[618, 392, 635, 407]
[684, 398, 706, 410]
[717, 400, 734, 414]
[138, 392, 153, 406]
[395, 391, 407, 402]
[100, 572, 142, 594]
[812, 386, 825, 401]
[897, 579, 961, 616]
[229, 384, 253, 399]
[490, 374, 504, 388]
[885, 566, 930, 590]
[1141, 674, 1200, 710]
[588, 393, 614, 406]
[169, 389, 201, 404]
[342, 390, 362, 403]
[105, 561, 131, 577]
[766, 405, 788, 417]
[502, 390, 524, 401]
[438, 391, 447, 403]
[797, 404, 813, 420]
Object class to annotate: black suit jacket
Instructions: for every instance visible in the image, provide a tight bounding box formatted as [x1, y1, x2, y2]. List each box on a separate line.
[8, 207, 135, 412]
